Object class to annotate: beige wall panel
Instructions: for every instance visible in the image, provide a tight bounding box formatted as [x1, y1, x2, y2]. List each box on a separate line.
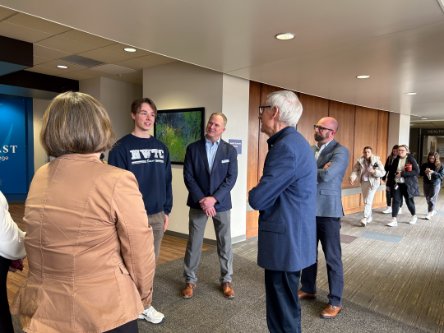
[298, 93, 329, 144]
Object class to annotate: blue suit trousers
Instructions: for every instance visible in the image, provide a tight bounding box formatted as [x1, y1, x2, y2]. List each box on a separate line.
[300, 216, 343, 306]
[265, 269, 301, 333]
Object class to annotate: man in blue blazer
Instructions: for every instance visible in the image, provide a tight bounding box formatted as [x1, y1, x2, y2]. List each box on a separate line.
[249, 90, 317, 333]
[299, 116, 349, 319]
[182, 112, 238, 299]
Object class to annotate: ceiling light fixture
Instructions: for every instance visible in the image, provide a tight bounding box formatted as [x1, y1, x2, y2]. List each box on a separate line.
[275, 33, 295, 41]
[57, 65, 68, 69]
[356, 75, 370, 79]
[406, 92, 417, 95]
[124, 47, 137, 53]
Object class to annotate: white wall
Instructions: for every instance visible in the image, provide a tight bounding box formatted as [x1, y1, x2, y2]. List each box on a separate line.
[221, 74, 249, 242]
[32, 77, 141, 172]
[143, 62, 249, 242]
[32, 98, 51, 170]
[388, 113, 411, 150]
[81, 77, 142, 159]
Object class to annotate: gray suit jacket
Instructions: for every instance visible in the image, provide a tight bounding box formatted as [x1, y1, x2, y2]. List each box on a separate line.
[314, 140, 349, 218]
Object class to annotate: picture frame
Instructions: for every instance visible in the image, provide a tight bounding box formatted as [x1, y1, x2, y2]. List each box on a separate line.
[155, 107, 205, 164]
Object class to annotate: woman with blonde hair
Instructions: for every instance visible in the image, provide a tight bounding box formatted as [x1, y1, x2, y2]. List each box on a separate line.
[386, 144, 420, 227]
[420, 152, 444, 220]
[350, 146, 385, 226]
[13, 92, 156, 333]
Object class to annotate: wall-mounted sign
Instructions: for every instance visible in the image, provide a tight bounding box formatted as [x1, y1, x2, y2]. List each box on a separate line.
[421, 128, 444, 136]
[0, 94, 33, 201]
[228, 139, 242, 155]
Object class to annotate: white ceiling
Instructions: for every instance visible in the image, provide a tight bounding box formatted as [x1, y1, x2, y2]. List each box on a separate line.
[1, 0, 444, 128]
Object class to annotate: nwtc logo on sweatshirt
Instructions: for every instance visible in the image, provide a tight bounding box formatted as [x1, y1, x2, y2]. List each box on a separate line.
[130, 149, 165, 164]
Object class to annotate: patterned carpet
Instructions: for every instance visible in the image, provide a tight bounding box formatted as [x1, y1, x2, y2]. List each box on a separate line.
[233, 190, 444, 333]
[11, 189, 444, 332]
[136, 251, 426, 333]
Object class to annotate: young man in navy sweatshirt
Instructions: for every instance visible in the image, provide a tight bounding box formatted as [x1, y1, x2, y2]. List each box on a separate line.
[109, 97, 172, 324]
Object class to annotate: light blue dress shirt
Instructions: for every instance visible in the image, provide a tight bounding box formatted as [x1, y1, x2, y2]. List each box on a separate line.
[205, 138, 220, 172]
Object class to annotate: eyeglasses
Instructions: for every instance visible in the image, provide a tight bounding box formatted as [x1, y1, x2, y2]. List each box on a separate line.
[259, 105, 272, 115]
[313, 124, 334, 132]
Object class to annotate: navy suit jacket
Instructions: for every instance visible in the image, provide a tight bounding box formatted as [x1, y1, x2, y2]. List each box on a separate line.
[183, 139, 238, 212]
[249, 127, 317, 272]
[314, 140, 349, 218]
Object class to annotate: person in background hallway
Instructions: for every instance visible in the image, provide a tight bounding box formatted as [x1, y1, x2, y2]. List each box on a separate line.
[299, 116, 349, 319]
[182, 112, 238, 300]
[12, 92, 155, 333]
[0, 191, 26, 333]
[382, 145, 403, 214]
[249, 90, 317, 333]
[420, 152, 443, 220]
[386, 144, 420, 227]
[349, 146, 385, 226]
[109, 97, 172, 324]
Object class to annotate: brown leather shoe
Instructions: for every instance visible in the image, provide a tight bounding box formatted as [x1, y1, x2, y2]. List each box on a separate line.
[181, 283, 196, 299]
[320, 304, 342, 319]
[298, 289, 316, 300]
[221, 282, 235, 299]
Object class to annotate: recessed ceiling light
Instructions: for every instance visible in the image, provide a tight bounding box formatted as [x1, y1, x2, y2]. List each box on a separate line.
[356, 75, 370, 79]
[421, 117, 428, 120]
[124, 47, 137, 53]
[275, 32, 295, 41]
[57, 65, 68, 69]
[406, 92, 417, 95]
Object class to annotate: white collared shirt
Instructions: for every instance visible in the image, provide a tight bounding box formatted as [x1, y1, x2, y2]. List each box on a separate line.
[315, 140, 332, 160]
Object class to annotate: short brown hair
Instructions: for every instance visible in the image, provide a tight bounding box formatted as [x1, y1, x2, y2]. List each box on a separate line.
[209, 112, 227, 126]
[41, 92, 115, 157]
[131, 98, 157, 116]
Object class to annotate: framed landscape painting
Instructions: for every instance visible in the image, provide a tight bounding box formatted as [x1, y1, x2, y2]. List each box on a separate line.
[155, 107, 205, 164]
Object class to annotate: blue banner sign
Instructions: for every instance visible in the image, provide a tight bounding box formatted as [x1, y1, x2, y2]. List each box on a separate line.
[0, 94, 33, 201]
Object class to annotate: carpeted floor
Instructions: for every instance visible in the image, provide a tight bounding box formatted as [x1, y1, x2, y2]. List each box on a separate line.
[135, 251, 426, 333]
[12, 250, 428, 333]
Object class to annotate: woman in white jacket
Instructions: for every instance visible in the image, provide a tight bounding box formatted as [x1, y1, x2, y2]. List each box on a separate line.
[350, 146, 386, 226]
[0, 190, 26, 332]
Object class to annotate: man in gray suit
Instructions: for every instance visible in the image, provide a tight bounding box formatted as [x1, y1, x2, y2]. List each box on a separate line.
[298, 116, 349, 319]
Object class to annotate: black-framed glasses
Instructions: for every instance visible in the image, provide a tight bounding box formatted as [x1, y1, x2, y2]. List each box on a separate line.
[313, 124, 334, 132]
[259, 105, 272, 115]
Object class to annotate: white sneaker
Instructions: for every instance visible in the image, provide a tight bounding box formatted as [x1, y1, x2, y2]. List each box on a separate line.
[387, 218, 398, 227]
[409, 215, 417, 225]
[431, 210, 437, 217]
[382, 207, 392, 214]
[138, 306, 164, 324]
[398, 208, 403, 215]
[360, 217, 367, 226]
[425, 212, 432, 220]
[366, 216, 373, 224]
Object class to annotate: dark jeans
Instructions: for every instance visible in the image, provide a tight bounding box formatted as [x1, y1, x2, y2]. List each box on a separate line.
[386, 186, 403, 207]
[300, 216, 343, 306]
[104, 320, 138, 333]
[392, 183, 415, 217]
[423, 182, 441, 212]
[265, 270, 301, 333]
[0, 256, 13, 333]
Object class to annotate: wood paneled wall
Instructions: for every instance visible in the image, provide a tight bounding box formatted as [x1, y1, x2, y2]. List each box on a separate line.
[246, 82, 389, 237]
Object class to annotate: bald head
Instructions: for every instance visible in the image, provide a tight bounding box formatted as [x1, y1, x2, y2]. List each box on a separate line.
[319, 117, 338, 132]
[314, 116, 339, 145]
